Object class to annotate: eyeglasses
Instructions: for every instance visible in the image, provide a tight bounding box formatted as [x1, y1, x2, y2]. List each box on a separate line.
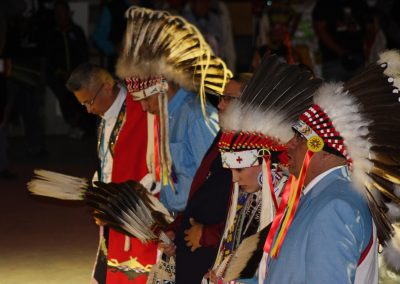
[218, 95, 238, 103]
[81, 83, 104, 107]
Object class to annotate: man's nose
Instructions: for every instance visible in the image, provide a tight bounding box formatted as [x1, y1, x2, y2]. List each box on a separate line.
[86, 105, 93, 114]
[217, 100, 225, 112]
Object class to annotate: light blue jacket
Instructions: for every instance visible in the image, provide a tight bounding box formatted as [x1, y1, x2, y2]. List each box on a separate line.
[264, 167, 374, 284]
[160, 88, 218, 212]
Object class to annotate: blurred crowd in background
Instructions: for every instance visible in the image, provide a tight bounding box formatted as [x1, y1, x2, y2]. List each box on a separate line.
[0, 0, 399, 179]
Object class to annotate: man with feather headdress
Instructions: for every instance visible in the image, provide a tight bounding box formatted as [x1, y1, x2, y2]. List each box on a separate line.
[111, 6, 231, 284]
[261, 50, 400, 283]
[115, 6, 231, 215]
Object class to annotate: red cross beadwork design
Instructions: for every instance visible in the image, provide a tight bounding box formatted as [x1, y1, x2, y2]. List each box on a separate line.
[236, 156, 243, 163]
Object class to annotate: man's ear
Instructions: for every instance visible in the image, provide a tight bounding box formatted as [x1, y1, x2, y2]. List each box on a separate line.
[103, 82, 113, 93]
[320, 151, 333, 161]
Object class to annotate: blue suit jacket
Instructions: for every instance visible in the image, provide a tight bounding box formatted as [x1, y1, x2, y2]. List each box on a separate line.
[160, 88, 219, 212]
[263, 167, 373, 284]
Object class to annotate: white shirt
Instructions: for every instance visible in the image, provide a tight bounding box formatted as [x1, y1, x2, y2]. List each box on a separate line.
[98, 85, 127, 183]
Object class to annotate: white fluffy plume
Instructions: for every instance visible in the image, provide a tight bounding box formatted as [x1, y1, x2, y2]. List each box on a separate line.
[378, 50, 400, 89]
[314, 83, 373, 198]
[220, 100, 293, 144]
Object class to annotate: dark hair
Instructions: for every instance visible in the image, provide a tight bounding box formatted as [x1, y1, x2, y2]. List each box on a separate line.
[231, 72, 253, 85]
[66, 63, 111, 92]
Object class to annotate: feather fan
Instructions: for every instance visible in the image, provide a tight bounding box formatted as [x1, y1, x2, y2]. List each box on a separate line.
[27, 170, 172, 244]
[86, 180, 173, 244]
[27, 169, 88, 200]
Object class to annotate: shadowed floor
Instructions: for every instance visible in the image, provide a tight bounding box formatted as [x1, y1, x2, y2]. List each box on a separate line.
[0, 136, 99, 284]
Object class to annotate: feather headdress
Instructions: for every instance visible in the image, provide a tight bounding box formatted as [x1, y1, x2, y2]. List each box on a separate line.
[116, 6, 232, 105]
[213, 55, 323, 279]
[292, 50, 400, 249]
[218, 55, 322, 171]
[116, 6, 232, 189]
[220, 55, 322, 141]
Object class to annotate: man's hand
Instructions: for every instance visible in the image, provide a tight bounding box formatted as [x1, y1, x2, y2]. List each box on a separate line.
[159, 230, 176, 257]
[94, 216, 106, 226]
[204, 269, 218, 283]
[184, 218, 203, 252]
[93, 210, 106, 226]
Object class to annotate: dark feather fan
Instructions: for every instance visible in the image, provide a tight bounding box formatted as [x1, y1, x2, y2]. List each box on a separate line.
[342, 51, 400, 245]
[86, 180, 174, 244]
[310, 50, 400, 246]
[27, 170, 173, 244]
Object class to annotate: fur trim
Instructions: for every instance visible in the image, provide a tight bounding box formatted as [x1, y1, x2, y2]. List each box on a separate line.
[224, 226, 269, 281]
[383, 224, 400, 272]
[314, 83, 373, 198]
[224, 232, 260, 281]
